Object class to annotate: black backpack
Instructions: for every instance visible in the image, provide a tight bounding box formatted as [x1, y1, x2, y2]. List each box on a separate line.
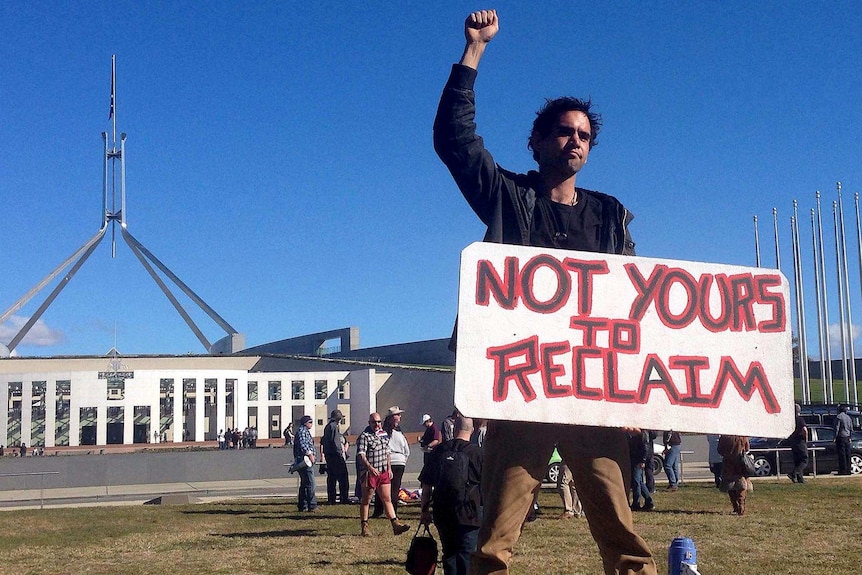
[432, 444, 470, 511]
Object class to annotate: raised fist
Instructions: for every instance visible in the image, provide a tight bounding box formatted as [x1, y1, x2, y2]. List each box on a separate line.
[465, 9, 499, 44]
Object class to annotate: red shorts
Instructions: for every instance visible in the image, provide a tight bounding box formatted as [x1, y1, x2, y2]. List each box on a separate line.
[364, 470, 391, 490]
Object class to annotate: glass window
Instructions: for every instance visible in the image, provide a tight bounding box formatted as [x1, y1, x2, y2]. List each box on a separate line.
[205, 379, 217, 406]
[32, 381, 46, 402]
[56, 380, 71, 397]
[248, 381, 258, 401]
[268, 381, 282, 401]
[291, 380, 305, 400]
[337, 379, 350, 400]
[314, 380, 327, 400]
[815, 427, 835, 442]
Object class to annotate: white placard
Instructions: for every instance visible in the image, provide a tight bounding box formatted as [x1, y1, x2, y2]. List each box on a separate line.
[455, 242, 795, 438]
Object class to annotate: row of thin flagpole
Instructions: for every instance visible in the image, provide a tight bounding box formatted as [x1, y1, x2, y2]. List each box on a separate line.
[754, 182, 861, 406]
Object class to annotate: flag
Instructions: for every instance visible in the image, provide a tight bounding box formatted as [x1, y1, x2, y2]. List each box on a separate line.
[108, 55, 115, 120]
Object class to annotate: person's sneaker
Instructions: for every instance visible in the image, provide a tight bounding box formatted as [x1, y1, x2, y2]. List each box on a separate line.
[665, 485, 678, 492]
[786, 473, 796, 483]
[643, 500, 655, 511]
[391, 519, 410, 536]
[361, 521, 371, 537]
[630, 503, 642, 511]
[559, 511, 576, 519]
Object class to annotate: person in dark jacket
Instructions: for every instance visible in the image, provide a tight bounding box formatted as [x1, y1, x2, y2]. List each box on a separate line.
[786, 403, 808, 483]
[433, 9, 654, 575]
[420, 416, 483, 575]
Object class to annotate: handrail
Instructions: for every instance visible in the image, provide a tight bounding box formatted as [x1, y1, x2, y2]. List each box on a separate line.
[748, 446, 826, 478]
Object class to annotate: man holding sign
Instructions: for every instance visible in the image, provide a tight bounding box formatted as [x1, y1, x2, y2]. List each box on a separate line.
[433, 9, 656, 575]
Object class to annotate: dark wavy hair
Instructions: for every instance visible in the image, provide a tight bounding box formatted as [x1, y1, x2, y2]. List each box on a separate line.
[528, 97, 602, 161]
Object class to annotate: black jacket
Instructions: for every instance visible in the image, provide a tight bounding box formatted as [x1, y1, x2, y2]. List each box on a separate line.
[433, 64, 635, 256]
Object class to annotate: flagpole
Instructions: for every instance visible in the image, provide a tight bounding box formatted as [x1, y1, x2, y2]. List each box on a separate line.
[791, 204, 810, 401]
[837, 182, 857, 401]
[811, 208, 828, 402]
[816, 191, 834, 402]
[853, 191, 862, 405]
[753, 216, 761, 268]
[773, 208, 781, 270]
[833, 201, 850, 401]
[111, 55, 117, 146]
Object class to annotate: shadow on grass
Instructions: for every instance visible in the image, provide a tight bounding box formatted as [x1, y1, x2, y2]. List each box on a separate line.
[352, 559, 404, 567]
[217, 528, 318, 538]
[182, 508, 256, 516]
[641, 509, 724, 516]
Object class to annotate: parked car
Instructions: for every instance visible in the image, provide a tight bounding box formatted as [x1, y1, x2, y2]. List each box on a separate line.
[544, 442, 665, 483]
[799, 404, 861, 430]
[749, 425, 862, 477]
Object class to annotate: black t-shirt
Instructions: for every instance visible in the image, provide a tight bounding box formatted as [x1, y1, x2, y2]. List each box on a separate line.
[530, 193, 603, 251]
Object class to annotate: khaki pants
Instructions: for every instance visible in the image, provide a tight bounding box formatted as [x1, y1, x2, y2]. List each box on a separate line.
[557, 463, 583, 516]
[470, 421, 656, 575]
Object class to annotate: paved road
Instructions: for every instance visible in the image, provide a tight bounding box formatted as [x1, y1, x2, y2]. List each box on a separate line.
[0, 436, 713, 510]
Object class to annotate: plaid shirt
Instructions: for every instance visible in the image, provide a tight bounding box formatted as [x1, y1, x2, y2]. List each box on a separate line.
[357, 427, 390, 473]
[293, 425, 315, 460]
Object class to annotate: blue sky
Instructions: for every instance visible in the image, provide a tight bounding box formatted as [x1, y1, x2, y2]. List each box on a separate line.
[2, 2, 861, 357]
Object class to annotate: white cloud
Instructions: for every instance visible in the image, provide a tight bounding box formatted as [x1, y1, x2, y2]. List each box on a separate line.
[0, 315, 66, 348]
[821, 322, 862, 357]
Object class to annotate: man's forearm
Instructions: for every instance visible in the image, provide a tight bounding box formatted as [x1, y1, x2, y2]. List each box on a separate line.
[460, 41, 487, 70]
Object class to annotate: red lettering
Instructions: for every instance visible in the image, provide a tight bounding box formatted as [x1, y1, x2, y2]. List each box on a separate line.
[605, 350, 636, 403]
[710, 356, 780, 413]
[540, 341, 571, 397]
[611, 320, 640, 352]
[698, 274, 733, 332]
[520, 255, 571, 313]
[562, 258, 609, 315]
[476, 257, 518, 309]
[626, 264, 667, 321]
[755, 275, 785, 332]
[626, 264, 783, 333]
[729, 274, 757, 331]
[572, 347, 604, 400]
[486, 337, 540, 402]
[656, 269, 699, 329]
[669, 356, 712, 405]
[636, 354, 681, 404]
[569, 317, 610, 346]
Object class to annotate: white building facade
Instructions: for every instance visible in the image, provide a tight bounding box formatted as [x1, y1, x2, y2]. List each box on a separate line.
[0, 354, 385, 448]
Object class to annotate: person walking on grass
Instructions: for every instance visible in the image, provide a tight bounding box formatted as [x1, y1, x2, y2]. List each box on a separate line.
[356, 412, 410, 537]
[718, 435, 752, 516]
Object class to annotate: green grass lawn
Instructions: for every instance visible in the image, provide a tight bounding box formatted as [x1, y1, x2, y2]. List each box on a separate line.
[1, 477, 860, 574]
[798, 377, 859, 404]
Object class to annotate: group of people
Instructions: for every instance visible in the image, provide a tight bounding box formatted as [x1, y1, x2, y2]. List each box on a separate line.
[218, 427, 257, 450]
[286, 405, 484, 574]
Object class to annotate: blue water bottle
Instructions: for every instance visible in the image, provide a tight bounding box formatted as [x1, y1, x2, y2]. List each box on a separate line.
[668, 537, 697, 575]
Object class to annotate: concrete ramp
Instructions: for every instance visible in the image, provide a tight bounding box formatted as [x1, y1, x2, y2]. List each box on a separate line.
[143, 494, 198, 505]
